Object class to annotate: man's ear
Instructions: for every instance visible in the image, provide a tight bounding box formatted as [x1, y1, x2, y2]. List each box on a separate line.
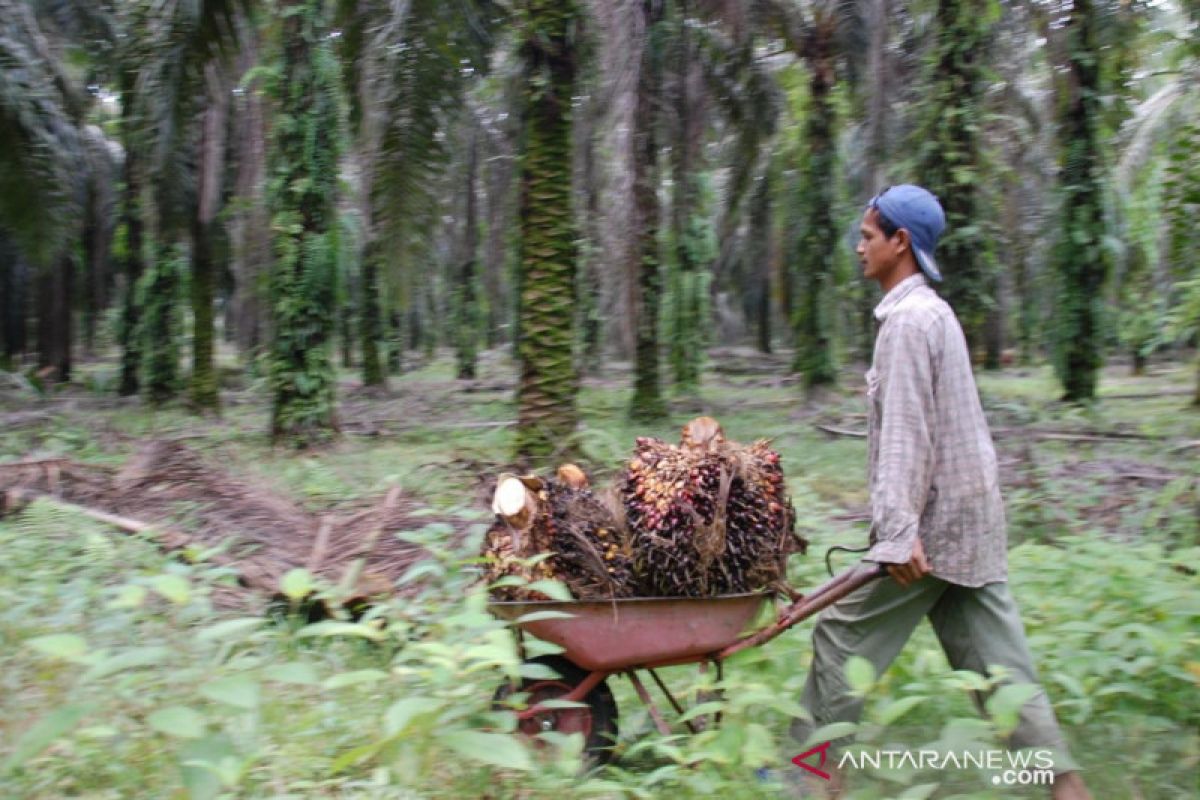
[893, 228, 911, 254]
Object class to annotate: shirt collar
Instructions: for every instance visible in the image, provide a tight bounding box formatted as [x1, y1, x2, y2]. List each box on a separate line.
[873, 273, 927, 322]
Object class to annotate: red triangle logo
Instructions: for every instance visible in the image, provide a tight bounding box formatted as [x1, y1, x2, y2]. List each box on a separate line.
[791, 740, 832, 780]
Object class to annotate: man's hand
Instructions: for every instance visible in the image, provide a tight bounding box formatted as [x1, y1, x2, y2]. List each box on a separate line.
[886, 536, 931, 587]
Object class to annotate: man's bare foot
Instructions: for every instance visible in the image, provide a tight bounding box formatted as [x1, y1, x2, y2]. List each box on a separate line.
[1050, 771, 1092, 800]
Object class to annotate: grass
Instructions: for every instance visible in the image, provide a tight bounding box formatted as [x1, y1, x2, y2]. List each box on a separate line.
[1, 348, 1198, 798]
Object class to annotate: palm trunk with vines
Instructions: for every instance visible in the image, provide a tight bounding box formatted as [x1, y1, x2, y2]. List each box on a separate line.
[912, 0, 993, 360]
[1054, 0, 1106, 401]
[267, 0, 341, 443]
[793, 29, 837, 388]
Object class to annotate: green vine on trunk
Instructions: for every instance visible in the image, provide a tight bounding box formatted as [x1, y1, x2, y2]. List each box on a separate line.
[266, 0, 342, 445]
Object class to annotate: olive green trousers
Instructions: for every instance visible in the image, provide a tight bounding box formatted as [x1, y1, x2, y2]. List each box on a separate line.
[791, 573, 1077, 773]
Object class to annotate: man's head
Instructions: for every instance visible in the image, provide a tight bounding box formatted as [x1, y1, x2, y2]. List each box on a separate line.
[856, 184, 946, 291]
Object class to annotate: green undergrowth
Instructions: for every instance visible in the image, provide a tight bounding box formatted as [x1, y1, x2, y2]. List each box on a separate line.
[2, 499, 1197, 799]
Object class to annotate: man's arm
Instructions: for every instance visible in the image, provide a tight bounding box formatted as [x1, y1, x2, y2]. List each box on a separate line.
[865, 320, 937, 584]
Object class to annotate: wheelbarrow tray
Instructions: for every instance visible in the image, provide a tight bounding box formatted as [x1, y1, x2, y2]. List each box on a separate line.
[488, 593, 772, 672]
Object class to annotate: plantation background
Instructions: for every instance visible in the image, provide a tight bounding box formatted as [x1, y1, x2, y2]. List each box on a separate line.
[2, 0, 1200, 797]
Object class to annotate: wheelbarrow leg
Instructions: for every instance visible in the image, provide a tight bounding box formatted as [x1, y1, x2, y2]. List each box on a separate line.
[625, 670, 673, 736]
[648, 668, 697, 735]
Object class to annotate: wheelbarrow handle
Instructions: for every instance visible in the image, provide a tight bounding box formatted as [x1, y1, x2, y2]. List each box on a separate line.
[716, 562, 887, 659]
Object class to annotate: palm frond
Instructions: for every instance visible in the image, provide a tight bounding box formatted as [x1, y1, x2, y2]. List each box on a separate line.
[135, 0, 252, 236]
[0, 0, 84, 266]
[355, 0, 501, 282]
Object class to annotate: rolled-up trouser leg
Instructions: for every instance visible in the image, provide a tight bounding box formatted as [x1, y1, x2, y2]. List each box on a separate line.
[928, 581, 1077, 773]
[792, 574, 947, 746]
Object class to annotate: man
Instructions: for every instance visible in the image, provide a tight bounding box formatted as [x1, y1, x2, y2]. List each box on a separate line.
[790, 185, 1091, 799]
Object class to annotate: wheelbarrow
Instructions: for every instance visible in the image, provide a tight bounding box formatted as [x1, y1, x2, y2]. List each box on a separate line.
[488, 562, 886, 761]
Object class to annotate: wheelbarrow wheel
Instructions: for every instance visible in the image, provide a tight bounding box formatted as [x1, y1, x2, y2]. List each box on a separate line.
[494, 655, 618, 764]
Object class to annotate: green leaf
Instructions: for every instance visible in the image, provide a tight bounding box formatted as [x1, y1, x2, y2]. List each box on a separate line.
[328, 741, 385, 774]
[524, 580, 573, 602]
[109, 584, 147, 609]
[199, 676, 260, 710]
[803, 721, 858, 748]
[899, 783, 940, 799]
[280, 568, 314, 600]
[678, 701, 726, 723]
[439, 731, 533, 772]
[322, 669, 388, 690]
[26, 633, 88, 661]
[295, 620, 385, 641]
[150, 574, 191, 605]
[518, 662, 564, 680]
[196, 618, 266, 644]
[1, 704, 91, 772]
[81, 646, 170, 683]
[383, 697, 443, 736]
[535, 698, 588, 710]
[148, 706, 207, 739]
[179, 734, 237, 800]
[874, 695, 926, 727]
[268, 662, 320, 686]
[985, 683, 1041, 737]
[397, 561, 442, 586]
[845, 656, 876, 695]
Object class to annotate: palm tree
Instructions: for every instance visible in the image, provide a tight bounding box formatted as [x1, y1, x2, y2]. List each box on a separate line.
[910, 0, 997, 362]
[136, 0, 249, 410]
[267, 0, 342, 443]
[768, 0, 867, 388]
[0, 0, 84, 268]
[0, 0, 86, 381]
[336, 0, 497, 387]
[1051, 0, 1145, 400]
[666, 6, 706, 393]
[514, 0, 583, 458]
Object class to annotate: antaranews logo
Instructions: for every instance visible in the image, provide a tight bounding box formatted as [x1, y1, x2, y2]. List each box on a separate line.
[792, 743, 1058, 786]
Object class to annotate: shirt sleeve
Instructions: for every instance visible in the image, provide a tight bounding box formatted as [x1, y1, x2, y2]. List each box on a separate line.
[866, 320, 937, 565]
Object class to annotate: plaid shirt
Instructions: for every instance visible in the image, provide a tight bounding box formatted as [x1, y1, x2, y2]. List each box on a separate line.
[864, 274, 1007, 586]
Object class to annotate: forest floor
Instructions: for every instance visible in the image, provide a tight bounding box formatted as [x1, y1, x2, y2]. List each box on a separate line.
[1, 348, 1197, 799]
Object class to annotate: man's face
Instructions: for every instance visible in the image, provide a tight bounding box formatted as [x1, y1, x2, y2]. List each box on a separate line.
[856, 208, 905, 285]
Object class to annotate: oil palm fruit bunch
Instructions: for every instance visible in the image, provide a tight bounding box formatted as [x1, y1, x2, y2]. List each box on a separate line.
[621, 417, 804, 597]
[482, 465, 636, 600]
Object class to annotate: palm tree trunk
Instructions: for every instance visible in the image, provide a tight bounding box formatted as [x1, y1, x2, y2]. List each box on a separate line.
[0, 236, 25, 370]
[629, 0, 667, 422]
[456, 125, 480, 380]
[579, 97, 603, 376]
[190, 64, 227, 412]
[669, 3, 702, 393]
[142, 244, 182, 404]
[1055, 0, 1106, 401]
[484, 119, 517, 350]
[912, 0, 993, 359]
[360, 238, 385, 386]
[793, 27, 837, 387]
[228, 24, 268, 357]
[268, 0, 341, 443]
[750, 171, 772, 354]
[514, 0, 582, 459]
[36, 254, 73, 383]
[118, 70, 145, 397]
